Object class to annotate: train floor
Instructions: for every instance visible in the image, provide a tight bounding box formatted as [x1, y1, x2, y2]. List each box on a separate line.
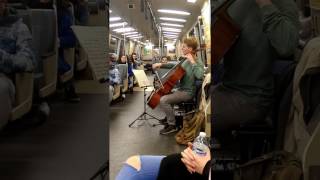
[0, 84, 108, 180]
[109, 85, 185, 179]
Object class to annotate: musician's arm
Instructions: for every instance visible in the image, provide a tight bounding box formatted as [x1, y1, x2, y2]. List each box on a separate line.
[192, 62, 205, 80]
[160, 63, 175, 69]
[259, 1, 299, 57]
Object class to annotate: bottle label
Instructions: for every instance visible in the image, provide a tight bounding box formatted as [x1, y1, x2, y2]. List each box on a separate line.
[193, 142, 207, 156]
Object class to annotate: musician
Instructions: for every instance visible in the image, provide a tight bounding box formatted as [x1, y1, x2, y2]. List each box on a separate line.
[212, 0, 299, 137]
[152, 37, 204, 135]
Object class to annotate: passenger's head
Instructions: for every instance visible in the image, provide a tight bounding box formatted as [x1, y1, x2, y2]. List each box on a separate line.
[120, 55, 127, 63]
[182, 37, 198, 55]
[131, 52, 137, 60]
[56, 0, 70, 9]
[0, 0, 7, 17]
[109, 53, 117, 63]
[160, 56, 167, 63]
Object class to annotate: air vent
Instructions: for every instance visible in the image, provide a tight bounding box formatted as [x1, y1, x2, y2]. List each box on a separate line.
[128, 4, 136, 9]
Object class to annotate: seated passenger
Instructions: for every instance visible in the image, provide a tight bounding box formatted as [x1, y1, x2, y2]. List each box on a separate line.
[131, 52, 142, 69]
[109, 59, 121, 86]
[0, 0, 35, 127]
[116, 142, 211, 180]
[118, 54, 134, 90]
[57, 0, 80, 102]
[108, 55, 121, 102]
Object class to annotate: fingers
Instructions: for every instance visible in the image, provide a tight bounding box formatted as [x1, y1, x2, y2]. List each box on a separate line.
[187, 142, 193, 149]
[181, 158, 195, 174]
[182, 148, 195, 161]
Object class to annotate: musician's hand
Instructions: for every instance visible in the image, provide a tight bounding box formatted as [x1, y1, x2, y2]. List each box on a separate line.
[181, 142, 211, 175]
[185, 54, 196, 64]
[152, 63, 162, 70]
[256, 0, 272, 8]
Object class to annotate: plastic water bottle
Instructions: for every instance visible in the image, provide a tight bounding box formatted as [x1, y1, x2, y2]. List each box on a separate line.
[193, 132, 209, 156]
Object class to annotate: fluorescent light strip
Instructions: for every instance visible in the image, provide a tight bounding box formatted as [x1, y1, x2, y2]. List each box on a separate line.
[158, 9, 190, 15]
[122, 32, 139, 35]
[110, 22, 128, 28]
[110, 17, 121, 22]
[113, 27, 134, 33]
[126, 34, 142, 38]
[164, 35, 178, 38]
[162, 27, 181, 32]
[161, 23, 184, 27]
[160, 17, 186, 22]
[163, 32, 180, 35]
[130, 36, 143, 39]
[187, 0, 197, 3]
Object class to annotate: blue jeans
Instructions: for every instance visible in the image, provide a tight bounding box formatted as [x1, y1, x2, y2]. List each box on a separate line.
[116, 156, 165, 180]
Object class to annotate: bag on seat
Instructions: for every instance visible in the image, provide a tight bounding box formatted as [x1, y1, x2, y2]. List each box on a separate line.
[234, 151, 302, 180]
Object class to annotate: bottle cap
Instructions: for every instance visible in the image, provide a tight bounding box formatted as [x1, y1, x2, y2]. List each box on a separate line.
[200, 132, 206, 137]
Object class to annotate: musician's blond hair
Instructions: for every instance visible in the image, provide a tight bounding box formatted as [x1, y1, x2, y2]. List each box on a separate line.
[183, 37, 198, 52]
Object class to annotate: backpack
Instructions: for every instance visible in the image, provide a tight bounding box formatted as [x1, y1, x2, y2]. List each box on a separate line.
[234, 151, 303, 180]
[175, 110, 205, 145]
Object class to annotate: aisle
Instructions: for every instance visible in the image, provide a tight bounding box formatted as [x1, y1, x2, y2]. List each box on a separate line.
[109, 89, 184, 179]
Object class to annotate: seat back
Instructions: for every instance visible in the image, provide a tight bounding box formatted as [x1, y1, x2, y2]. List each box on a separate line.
[29, 8, 58, 97]
[10, 73, 34, 121]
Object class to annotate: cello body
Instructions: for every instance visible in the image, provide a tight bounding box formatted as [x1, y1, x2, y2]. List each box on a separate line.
[212, 0, 241, 64]
[147, 58, 186, 109]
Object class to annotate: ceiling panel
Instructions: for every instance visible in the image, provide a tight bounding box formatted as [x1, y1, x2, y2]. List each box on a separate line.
[110, 0, 205, 44]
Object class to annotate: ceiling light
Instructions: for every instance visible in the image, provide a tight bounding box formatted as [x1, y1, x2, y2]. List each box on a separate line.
[126, 34, 142, 38]
[161, 23, 184, 27]
[164, 35, 178, 38]
[163, 32, 179, 35]
[129, 36, 143, 39]
[187, 0, 197, 3]
[109, 10, 112, 13]
[122, 32, 139, 35]
[113, 27, 134, 33]
[162, 27, 181, 32]
[158, 9, 190, 16]
[110, 17, 121, 22]
[110, 22, 128, 28]
[160, 17, 186, 22]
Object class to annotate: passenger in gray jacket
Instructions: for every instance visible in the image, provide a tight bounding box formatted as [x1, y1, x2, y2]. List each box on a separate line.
[0, 0, 35, 128]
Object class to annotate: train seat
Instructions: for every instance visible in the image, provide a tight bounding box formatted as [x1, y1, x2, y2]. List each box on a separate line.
[28, 8, 58, 98]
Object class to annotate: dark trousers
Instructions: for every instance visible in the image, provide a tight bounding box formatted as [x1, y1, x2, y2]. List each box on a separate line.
[212, 84, 272, 136]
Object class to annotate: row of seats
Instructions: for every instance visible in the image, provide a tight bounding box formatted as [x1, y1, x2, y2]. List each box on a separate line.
[8, 3, 89, 122]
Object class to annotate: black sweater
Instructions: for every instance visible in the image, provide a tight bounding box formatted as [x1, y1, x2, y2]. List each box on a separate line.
[157, 153, 211, 180]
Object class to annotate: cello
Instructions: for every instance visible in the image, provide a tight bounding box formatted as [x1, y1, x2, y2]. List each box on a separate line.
[147, 57, 187, 109]
[212, 0, 241, 64]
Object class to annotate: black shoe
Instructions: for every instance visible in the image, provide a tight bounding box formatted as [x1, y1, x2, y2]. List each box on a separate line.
[160, 125, 178, 135]
[65, 86, 80, 103]
[159, 117, 168, 125]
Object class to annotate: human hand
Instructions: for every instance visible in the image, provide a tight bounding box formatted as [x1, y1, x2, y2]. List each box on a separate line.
[185, 54, 196, 64]
[152, 63, 162, 70]
[181, 142, 211, 174]
[256, 0, 272, 8]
